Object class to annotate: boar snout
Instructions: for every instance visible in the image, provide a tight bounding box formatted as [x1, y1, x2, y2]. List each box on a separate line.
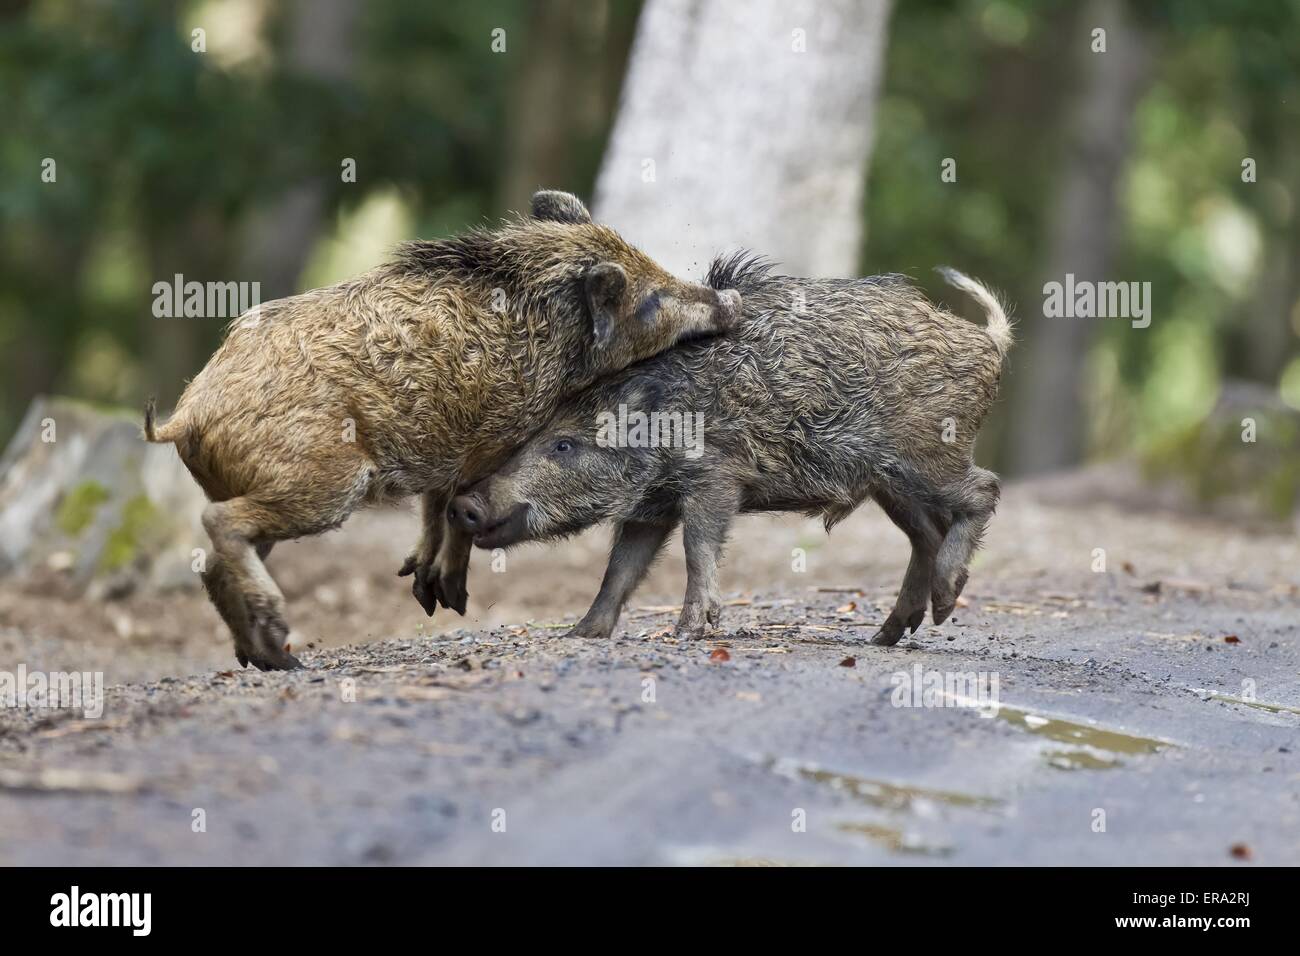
[447, 493, 486, 532]
[680, 284, 741, 334]
[449, 492, 530, 549]
[716, 288, 741, 328]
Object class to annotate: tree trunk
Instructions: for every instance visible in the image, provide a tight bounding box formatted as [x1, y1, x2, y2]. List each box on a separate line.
[1235, 130, 1300, 385]
[1008, 0, 1153, 475]
[235, 0, 359, 301]
[499, 1, 593, 214]
[146, 209, 230, 408]
[593, 0, 893, 279]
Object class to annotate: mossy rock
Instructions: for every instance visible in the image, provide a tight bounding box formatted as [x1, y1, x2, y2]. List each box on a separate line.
[0, 395, 206, 594]
[55, 480, 112, 537]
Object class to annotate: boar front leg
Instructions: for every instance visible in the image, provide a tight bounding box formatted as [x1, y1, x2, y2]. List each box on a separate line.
[430, 524, 472, 615]
[398, 489, 450, 616]
[568, 520, 676, 640]
[676, 486, 738, 640]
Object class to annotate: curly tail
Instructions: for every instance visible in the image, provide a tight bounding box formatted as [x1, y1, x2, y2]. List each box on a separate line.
[142, 397, 187, 444]
[935, 266, 1014, 361]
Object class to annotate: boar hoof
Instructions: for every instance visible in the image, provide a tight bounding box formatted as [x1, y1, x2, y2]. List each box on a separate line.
[245, 607, 302, 670]
[399, 557, 440, 617]
[676, 601, 720, 641]
[414, 569, 439, 617]
[565, 619, 613, 640]
[433, 568, 468, 616]
[906, 609, 926, 633]
[932, 569, 970, 625]
[953, 568, 970, 600]
[870, 615, 907, 647]
[674, 617, 717, 641]
[244, 649, 303, 671]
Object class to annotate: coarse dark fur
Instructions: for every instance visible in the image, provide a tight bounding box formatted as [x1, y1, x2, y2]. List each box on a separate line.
[143, 191, 741, 670]
[450, 253, 1013, 644]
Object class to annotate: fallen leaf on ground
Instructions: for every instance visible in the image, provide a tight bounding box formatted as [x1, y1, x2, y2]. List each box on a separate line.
[982, 602, 1038, 615]
[36, 719, 126, 739]
[1230, 843, 1252, 860]
[1223, 635, 1241, 644]
[393, 685, 452, 702]
[709, 648, 731, 663]
[0, 767, 145, 794]
[839, 657, 856, 668]
[836, 601, 858, 613]
[1164, 577, 1211, 592]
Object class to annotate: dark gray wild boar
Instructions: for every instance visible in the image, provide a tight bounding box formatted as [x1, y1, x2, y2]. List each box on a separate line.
[144, 191, 741, 670]
[448, 254, 1012, 645]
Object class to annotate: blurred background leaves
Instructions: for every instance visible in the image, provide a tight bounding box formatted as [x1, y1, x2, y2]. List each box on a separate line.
[2, 0, 1297, 504]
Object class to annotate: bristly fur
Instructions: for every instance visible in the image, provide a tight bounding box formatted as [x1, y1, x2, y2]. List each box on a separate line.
[468, 259, 1016, 645]
[705, 250, 777, 292]
[393, 225, 504, 279]
[138, 190, 742, 671]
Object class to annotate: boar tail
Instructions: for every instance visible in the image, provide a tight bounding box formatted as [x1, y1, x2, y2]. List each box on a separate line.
[142, 397, 188, 445]
[936, 267, 1013, 360]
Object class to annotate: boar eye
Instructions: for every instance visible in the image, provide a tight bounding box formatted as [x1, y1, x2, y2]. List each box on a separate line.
[553, 438, 575, 455]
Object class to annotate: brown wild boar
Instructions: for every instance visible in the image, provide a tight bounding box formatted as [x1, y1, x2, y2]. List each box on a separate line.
[448, 255, 1012, 645]
[144, 191, 741, 669]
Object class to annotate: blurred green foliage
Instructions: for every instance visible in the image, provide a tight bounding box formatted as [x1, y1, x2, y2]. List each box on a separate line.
[2, 0, 1298, 493]
[1, 0, 542, 430]
[866, 0, 1300, 477]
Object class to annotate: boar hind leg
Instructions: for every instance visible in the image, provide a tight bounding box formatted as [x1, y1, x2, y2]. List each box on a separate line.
[676, 487, 738, 640]
[202, 467, 374, 672]
[202, 497, 302, 670]
[201, 556, 258, 665]
[398, 489, 450, 616]
[870, 490, 945, 647]
[931, 468, 1001, 625]
[569, 520, 676, 640]
[200, 541, 277, 665]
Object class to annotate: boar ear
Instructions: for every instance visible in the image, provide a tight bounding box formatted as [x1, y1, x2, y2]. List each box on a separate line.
[531, 190, 593, 225]
[585, 261, 628, 349]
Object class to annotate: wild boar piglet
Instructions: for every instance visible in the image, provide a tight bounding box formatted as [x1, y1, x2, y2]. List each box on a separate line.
[449, 255, 1012, 644]
[145, 191, 741, 669]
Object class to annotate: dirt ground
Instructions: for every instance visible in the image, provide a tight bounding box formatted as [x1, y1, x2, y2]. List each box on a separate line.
[1, 463, 1297, 865]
